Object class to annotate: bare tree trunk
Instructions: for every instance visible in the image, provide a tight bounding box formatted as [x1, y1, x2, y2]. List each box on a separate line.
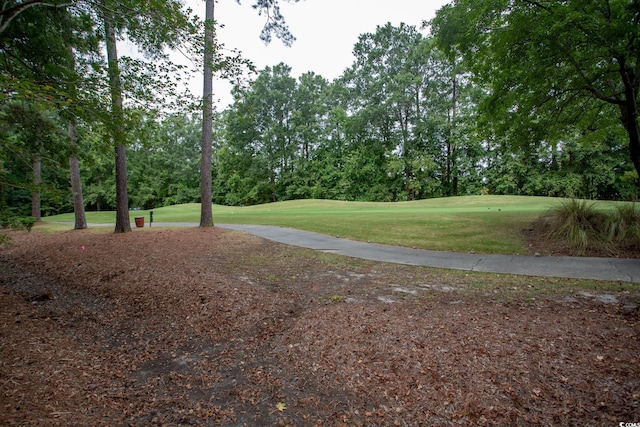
[200, 0, 214, 227]
[30, 116, 42, 221]
[31, 152, 41, 221]
[68, 118, 87, 229]
[445, 73, 458, 197]
[104, 16, 131, 233]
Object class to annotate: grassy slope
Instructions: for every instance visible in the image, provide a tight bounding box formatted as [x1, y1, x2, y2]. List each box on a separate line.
[45, 195, 569, 254]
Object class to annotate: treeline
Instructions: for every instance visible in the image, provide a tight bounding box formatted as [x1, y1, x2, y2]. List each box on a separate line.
[120, 23, 635, 210]
[2, 3, 639, 217]
[213, 23, 636, 205]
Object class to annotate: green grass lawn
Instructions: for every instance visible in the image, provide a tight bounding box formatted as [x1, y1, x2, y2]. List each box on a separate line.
[42, 195, 627, 255]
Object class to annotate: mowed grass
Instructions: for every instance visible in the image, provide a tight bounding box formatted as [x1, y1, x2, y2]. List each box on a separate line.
[43, 195, 630, 255]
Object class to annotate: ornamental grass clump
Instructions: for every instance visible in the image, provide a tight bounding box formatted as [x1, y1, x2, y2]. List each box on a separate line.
[546, 199, 609, 255]
[543, 199, 640, 256]
[608, 203, 640, 245]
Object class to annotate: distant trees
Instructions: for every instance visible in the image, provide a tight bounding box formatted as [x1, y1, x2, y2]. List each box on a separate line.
[2, 6, 638, 222]
[128, 112, 202, 209]
[217, 23, 484, 203]
[343, 23, 484, 200]
[49, 19, 623, 209]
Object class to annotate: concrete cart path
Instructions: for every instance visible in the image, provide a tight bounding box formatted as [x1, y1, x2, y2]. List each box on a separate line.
[214, 223, 640, 283]
[77, 222, 640, 283]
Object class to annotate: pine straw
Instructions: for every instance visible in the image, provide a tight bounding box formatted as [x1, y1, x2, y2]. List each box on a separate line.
[0, 227, 638, 426]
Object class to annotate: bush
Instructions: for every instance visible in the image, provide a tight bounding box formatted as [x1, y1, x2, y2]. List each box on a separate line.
[0, 213, 37, 246]
[19, 216, 37, 232]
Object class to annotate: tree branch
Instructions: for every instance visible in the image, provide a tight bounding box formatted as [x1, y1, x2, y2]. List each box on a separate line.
[564, 52, 625, 106]
[0, 0, 73, 34]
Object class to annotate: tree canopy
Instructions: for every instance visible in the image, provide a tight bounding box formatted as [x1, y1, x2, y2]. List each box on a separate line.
[1, 2, 639, 226]
[431, 0, 640, 189]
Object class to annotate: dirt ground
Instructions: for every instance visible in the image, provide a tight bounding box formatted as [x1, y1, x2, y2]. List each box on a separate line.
[1, 226, 639, 426]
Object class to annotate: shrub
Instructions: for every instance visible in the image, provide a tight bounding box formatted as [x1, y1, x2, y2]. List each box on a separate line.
[19, 216, 37, 232]
[0, 213, 37, 246]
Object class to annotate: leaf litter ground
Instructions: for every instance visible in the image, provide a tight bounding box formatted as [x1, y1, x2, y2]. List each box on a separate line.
[0, 227, 639, 426]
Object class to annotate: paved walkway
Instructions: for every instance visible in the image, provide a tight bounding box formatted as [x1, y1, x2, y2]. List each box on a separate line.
[76, 222, 640, 283]
[215, 224, 640, 283]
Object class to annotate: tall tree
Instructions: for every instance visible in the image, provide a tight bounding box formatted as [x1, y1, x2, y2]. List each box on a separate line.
[432, 0, 640, 194]
[221, 64, 297, 203]
[30, 121, 43, 220]
[67, 118, 87, 229]
[93, 0, 198, 232]
[64, 30, 100, 230]
[255, 63, 297, 200]
[102, 13, 130, 232]
[200, 0, 215, 226]
[346, 23, 448, 200]
[290, 71, 329, 198]
[199, 0, 299, 226]
[0, 102, 67, 217]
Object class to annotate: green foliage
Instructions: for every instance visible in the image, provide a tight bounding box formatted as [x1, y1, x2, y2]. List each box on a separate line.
[0, 210, 37, 245]
[3, 1, 640, 221]
[128, 111, 202, 209]
[0, 102, 70, 216]
[19, 216, 37, 231]
[484, 134, 634, 200]
[217, 24, 489, 205]
[0, 213, 32, 231]
[432, 0, 640, 191]
[219, 63, 311, 205]
[0, 3, 80, 107]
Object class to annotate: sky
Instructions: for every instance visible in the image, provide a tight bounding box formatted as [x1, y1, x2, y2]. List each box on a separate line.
[183, 0, 451, 109]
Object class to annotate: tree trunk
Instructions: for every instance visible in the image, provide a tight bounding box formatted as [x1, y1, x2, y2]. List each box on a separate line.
[68, 118, 87, 230]
[104, 16, 131, 233]
[200, 0, 214, 227]
[31, 152, 41, 221]
[397, 105, 413, 200]
[447, 74, 458, 197]
[617, 56, 640, 195]
[30, 117, 42, 221]
[622, 105, 640, 195]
